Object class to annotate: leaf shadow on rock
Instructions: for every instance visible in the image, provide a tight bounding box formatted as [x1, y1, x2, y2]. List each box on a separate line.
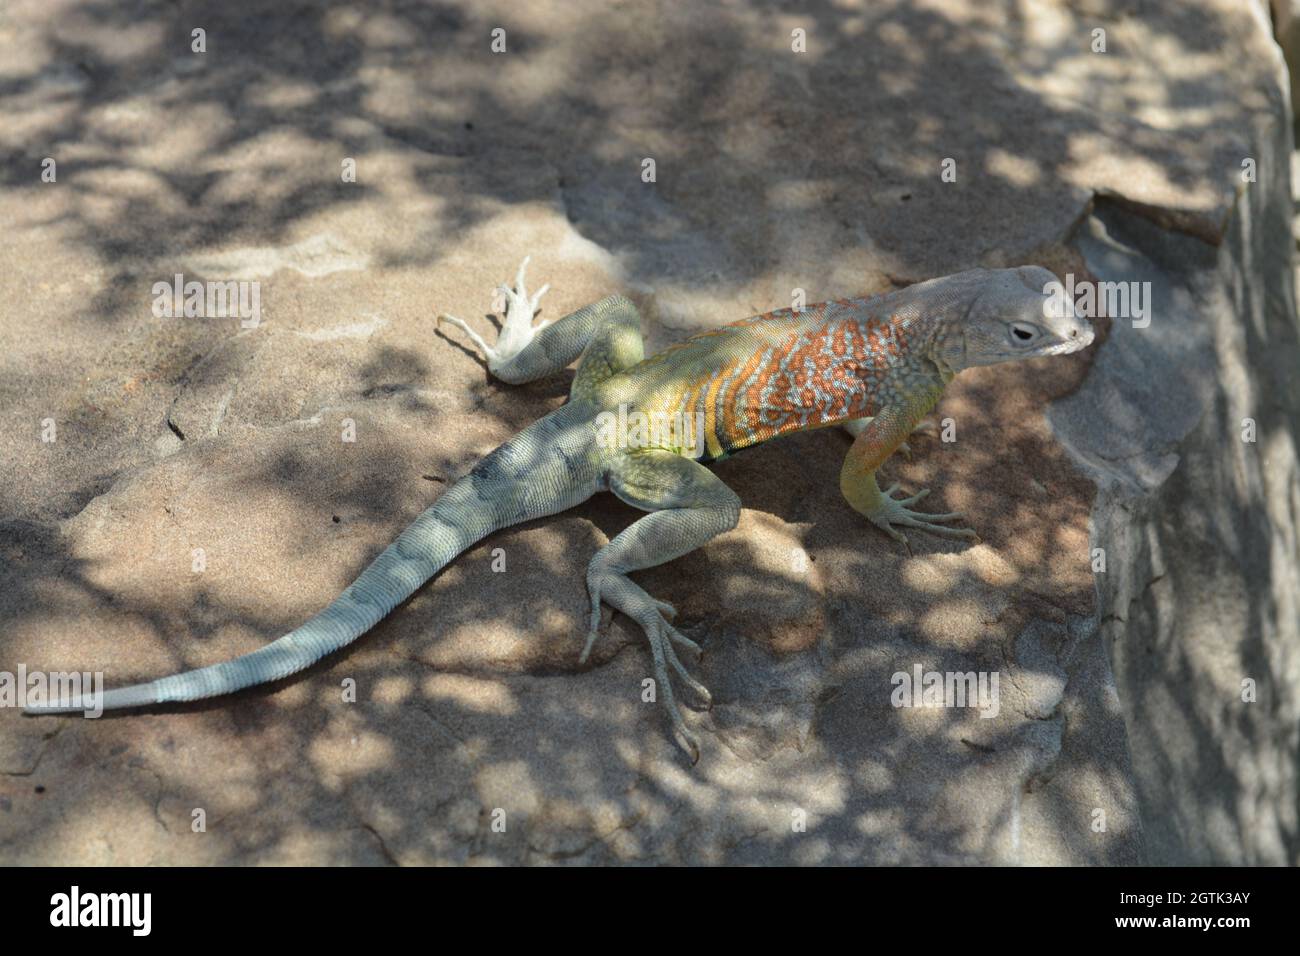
[0, 0, 1286, 864]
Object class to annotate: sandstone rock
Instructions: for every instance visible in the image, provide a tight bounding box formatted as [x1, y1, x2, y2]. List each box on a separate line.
[1, 0, 1295, 864]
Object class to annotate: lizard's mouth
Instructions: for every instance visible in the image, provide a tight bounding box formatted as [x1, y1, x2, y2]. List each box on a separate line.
[1042, 323, 1096, 355]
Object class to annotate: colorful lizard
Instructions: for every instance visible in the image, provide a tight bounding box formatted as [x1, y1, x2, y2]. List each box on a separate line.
[26, 259, 1094, 760]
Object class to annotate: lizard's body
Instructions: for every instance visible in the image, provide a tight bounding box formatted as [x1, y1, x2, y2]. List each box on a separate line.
[27, 260, 1093, 760]
[601, 296, 947, 459]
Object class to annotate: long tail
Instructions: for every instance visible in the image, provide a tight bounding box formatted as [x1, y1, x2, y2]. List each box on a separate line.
[25, 408, 598, 715]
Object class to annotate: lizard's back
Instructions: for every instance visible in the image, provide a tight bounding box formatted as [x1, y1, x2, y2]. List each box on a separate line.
[596, 295, 917, 460]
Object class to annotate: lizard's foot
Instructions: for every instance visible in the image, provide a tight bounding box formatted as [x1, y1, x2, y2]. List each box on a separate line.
[436, 256, 550, 373]
[583, 566, 710, 763]
[867, 483, 978, 546]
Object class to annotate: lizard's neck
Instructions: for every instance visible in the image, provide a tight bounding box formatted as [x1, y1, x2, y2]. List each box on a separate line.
[926, 321, 964, 381]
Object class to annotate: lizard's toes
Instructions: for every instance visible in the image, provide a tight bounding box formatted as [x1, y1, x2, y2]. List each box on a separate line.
[897, 487, 930, 507]
[513, 255, 531, 295]
[868, 489, 978, 546]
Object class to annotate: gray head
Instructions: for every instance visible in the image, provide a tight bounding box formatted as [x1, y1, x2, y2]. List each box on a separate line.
[931, 266, 1095, 372]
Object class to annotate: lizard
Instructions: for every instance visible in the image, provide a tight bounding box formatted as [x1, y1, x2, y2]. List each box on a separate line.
[25, 258, 1094, 761]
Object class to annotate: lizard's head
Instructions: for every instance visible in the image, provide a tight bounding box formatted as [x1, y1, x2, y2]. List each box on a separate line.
[934, 266, 1095, 371]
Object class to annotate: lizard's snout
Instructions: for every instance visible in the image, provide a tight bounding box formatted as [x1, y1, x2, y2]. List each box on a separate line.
[1064, 320, 1095, 351]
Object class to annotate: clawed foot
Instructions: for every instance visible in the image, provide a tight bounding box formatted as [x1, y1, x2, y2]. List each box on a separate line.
[436, 256, 549, 372]
[867, 483, 979, 546]
[583, 568, 711, 763]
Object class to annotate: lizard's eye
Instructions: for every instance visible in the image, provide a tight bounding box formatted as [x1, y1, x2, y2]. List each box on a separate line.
[1010, 322, 1040, 344]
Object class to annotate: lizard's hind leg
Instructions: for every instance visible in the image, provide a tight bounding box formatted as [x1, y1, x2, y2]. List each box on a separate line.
[568, 297, 643, 400]
[583, 448, 741, 762]
[437, 258, 644, 388]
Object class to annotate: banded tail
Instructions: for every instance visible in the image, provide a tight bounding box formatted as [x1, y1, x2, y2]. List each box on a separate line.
[24, 406, 600, 716]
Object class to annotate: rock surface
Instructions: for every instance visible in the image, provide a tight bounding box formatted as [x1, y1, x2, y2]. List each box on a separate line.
[1, 0, 1295, 864]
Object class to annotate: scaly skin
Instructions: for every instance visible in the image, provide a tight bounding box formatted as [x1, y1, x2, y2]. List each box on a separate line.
[27, 258, 1093, 763]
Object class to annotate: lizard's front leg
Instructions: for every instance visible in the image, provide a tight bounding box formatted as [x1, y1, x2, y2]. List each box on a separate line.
[584, 448, 741, 762]
[841, 415, 936, 459]
[841, 403, 977, 545]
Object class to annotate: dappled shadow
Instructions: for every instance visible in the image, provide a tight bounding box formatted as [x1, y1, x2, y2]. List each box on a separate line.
[0, 0, 1292, 863]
